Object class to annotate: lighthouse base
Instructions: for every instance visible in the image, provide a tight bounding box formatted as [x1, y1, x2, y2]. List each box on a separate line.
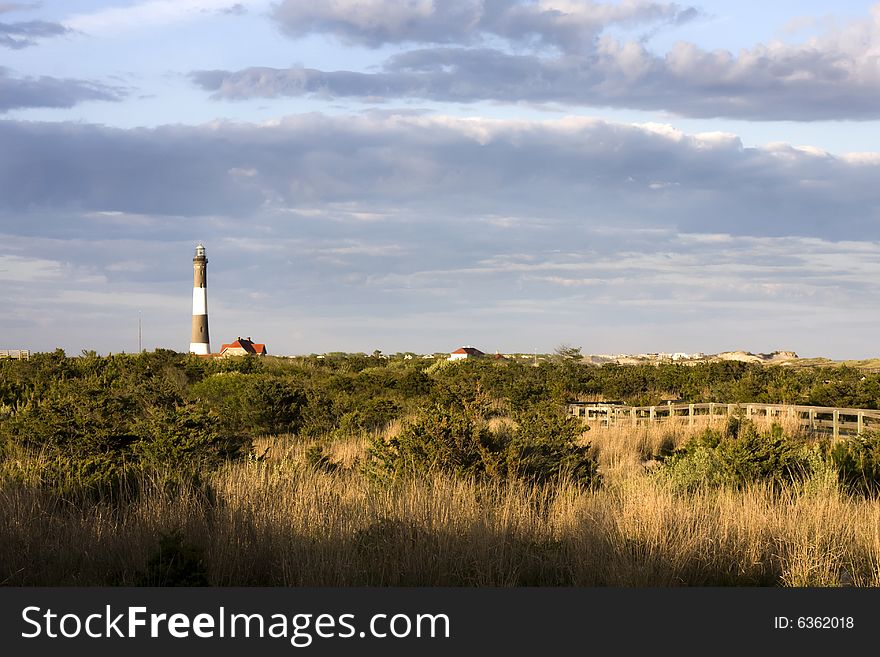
[189, 342, 210, 355]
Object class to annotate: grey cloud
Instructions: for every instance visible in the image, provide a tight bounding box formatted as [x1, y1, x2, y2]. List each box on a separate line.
[192, 34, 880, 120]
[0, 68, 125, 111]
[0, 19, 67, 48]
[0, 121, 261, 214]
[190, 50, 616, 103]
[0, 114, 877, 241]
[274, 0, 481, 48]
[271, 0, 697, 52]
[0, 3, 38, 14]
[220, 3, 246, 15]
[196, 4, 880, 121]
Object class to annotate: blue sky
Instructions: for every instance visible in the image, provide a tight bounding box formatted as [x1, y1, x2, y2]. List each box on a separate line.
[2, 1, 880, 358]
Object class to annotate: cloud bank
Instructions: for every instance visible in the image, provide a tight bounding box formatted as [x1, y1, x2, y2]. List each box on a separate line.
[1, 113, 876, 238]
[191, 1, 880, 120]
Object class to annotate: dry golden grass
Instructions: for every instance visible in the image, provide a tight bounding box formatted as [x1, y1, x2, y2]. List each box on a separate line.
[2, 418, 880, 586]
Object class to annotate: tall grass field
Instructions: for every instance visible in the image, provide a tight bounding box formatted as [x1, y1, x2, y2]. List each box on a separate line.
[3, 414, 878, 587]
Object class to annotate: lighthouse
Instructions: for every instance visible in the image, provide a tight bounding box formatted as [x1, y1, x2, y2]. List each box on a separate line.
[189, 243, 211, 355]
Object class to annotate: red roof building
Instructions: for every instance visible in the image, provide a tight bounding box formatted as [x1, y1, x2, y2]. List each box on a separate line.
[219, 336, 268, 357]
[448, 346, 485, 361]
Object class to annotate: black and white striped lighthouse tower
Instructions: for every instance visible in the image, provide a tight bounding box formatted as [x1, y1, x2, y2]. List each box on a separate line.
[189, 243, 211, 355]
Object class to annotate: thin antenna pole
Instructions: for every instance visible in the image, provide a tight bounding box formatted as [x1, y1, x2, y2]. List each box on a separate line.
[138, 310, 142, 353]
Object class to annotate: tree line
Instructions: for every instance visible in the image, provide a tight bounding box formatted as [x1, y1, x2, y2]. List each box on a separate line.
[1, 348, 879, 492]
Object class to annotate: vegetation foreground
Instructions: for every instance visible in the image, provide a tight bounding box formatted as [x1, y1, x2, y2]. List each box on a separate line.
[2, 350, 880, 586]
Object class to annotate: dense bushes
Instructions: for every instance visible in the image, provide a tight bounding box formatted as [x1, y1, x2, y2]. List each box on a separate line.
[367, 405, 496, 480]
[367, 405, 600, 487]
[828, 432, 880, 496]
[656, 419, 811, 492]
[0, 355, 247, 492]
[190, 373, 305, 436]
[505, 409, 599, 485]
[135, 405, 248, 470]
[338, 398, 401, 434]
[5, 349, 880, 495]
[2, 384, 245, 492]
[655, 420, 880, 497]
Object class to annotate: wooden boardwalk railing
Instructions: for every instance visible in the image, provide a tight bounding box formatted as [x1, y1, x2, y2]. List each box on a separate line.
[566, 401, 880, 438]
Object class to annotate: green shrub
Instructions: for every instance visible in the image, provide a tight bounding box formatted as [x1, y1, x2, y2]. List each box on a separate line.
[656, 419, 811, 491]
[190, 373, 305, 436]
[367, 405, 599, 487]
[37, 452, 133, 498]
[367, 405, 497, 480]
[298, 389, 341, 438]
[305, 443, 339, 473]
[3, 378, 141, 493]
[506, 409, 600, 486]
[135, 530, 209, 586]
[338, 398, 400, 434]
[828, 432, 880, 496]
[135, 405, 249, 471]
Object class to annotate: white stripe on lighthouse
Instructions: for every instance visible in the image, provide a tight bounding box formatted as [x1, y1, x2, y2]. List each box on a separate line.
[192, 287, 207, 316]
[189, 342, 209, 355]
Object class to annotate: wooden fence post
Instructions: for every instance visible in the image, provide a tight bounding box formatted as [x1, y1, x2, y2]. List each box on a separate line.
[631, 407, 637, 428]
[833, 410, 840, 439]
[858, 412, 864, 435]
[709, 402, 715, 424]
[689, 403, 694, 426]
[650, 406, 656, 423]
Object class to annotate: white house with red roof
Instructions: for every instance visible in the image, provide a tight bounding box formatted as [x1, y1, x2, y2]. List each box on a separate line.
[219, 336, 268, 357]
[448, 346, 485, 361]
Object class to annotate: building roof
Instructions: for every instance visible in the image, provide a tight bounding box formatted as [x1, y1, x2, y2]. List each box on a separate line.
[451, 346, 485, 356]
[220, 337, 267, 355]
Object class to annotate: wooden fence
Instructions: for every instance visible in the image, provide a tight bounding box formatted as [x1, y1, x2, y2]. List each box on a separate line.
[566, 401, 880, 438]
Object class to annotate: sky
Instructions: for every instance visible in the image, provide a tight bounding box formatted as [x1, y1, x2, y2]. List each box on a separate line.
[2, 1, 880, 359]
